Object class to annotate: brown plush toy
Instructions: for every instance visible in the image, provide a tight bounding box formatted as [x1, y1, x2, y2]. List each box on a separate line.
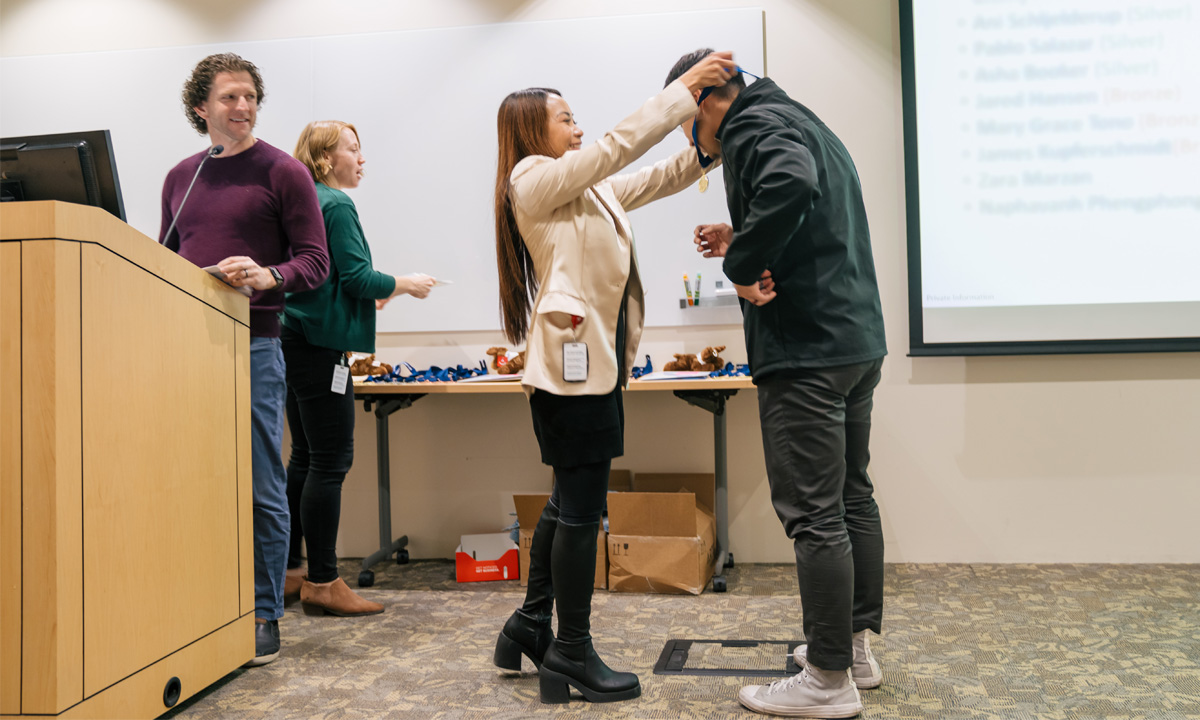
[663, 353, 701, 371]
[502, 351, 526, 375]
[348, 353, 392, 377]
[697, 345, 727, 372]
[486, 347, 526, 375]
[486, 347, 507, 370]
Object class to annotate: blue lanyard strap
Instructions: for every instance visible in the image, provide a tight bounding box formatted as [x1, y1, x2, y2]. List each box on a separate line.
[693, 67, 761, 168]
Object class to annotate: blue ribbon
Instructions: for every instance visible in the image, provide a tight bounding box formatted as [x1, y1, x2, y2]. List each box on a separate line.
[364, 360, 489, 383]
[630, 354, 654, 379]
[708, 362, 751, 378]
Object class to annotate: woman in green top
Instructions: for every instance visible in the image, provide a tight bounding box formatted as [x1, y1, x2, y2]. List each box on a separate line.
[282, 121, 435, 616]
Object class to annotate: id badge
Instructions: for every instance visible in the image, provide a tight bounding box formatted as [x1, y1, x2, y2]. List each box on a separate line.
[331, 364, 350, 394]
[562, 342, 588, 382]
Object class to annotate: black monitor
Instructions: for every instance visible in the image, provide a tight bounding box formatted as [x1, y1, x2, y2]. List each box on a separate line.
[0, 129, 126, 222]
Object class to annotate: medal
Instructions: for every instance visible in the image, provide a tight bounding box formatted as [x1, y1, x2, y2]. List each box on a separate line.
[698, 170, 709, 193]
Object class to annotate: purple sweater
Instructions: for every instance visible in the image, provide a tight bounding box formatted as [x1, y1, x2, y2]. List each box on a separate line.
[159, 140, 329, 337]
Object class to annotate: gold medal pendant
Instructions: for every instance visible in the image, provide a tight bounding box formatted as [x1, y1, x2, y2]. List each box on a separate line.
[698, 170, 709, 194]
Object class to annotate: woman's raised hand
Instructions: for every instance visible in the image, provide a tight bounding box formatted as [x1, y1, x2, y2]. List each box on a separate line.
[678, 51, 739, 95]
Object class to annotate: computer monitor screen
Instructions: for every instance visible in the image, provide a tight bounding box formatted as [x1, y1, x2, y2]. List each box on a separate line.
[0, 129, 126, 221]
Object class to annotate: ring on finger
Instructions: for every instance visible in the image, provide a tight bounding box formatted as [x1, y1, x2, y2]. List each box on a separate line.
[243, 268, 249, 278]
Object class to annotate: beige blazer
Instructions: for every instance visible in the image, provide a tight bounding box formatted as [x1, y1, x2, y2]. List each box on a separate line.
[510, 79, 707, 396]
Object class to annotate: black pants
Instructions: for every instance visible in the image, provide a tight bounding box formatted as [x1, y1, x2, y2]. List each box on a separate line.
[757, 358, 885, 672]
[282, 327, 356, 584]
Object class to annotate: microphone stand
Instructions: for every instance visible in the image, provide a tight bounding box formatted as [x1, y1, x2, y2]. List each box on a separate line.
[161, 143, 223, 247]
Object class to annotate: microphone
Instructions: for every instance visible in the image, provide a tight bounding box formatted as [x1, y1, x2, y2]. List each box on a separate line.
[161, 144, 224, 248]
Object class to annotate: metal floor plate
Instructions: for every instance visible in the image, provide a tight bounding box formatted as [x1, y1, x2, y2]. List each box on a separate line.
[653, 639, 803, 677]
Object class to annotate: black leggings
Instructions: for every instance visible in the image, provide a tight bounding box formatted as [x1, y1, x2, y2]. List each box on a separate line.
[549, 459, 612, 525]
[282, 327, 355, 584]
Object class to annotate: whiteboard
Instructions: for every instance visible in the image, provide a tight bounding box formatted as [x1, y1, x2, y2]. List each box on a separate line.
[0, 9, 764, 332]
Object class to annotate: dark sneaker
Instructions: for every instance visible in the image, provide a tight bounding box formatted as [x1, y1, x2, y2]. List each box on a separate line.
[244, 618, 280, 667]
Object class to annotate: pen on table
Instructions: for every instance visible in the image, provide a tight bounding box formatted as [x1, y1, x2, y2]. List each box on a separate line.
[695, 273, 702, 306]
[684, 274, 693, 306]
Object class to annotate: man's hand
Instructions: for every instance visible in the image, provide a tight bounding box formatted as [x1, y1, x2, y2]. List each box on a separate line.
[217, 256, 277, 291]
[678, 51, 739, 95]
[734, 269, 776, 306]
[694, 223, 733, 258]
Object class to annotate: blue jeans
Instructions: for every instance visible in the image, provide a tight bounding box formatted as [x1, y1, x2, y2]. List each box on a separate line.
[251, 337, 290, 620]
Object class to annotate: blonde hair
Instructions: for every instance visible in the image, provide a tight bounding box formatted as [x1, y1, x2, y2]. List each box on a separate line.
[293, 120, 359, 185]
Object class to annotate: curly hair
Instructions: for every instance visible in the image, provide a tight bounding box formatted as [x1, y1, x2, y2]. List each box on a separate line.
[181, 53, 266, 135]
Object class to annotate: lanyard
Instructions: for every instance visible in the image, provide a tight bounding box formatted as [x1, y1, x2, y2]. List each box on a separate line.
[693, 66, 762, 169]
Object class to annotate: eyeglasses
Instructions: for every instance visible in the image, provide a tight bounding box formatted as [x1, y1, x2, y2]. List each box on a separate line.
[692, 66, 761, 169]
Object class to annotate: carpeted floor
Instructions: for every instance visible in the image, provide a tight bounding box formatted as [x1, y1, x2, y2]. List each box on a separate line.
[162, 561, 1200, 719]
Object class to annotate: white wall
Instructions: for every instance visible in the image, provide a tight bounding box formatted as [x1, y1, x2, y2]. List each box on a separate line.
[6, 0, 1197, 563]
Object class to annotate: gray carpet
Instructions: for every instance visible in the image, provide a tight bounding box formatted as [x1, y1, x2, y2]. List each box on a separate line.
[163, 561, 1200, 719]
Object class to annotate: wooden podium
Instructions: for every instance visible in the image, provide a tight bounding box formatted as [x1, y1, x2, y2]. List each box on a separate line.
[1, 202, 254, 718]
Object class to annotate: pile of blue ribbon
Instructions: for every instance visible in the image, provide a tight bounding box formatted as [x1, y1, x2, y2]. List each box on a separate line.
[627, 355, 750, 379]
[363, 360, 489, 383]
[708, 361, 751, 378]
[630, 355, 653, 379]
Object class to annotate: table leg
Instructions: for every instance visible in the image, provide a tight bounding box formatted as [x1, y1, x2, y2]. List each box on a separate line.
[357, 395, 422, 587]
[711, 398, 731, 592]
[674, 389, 737, 592]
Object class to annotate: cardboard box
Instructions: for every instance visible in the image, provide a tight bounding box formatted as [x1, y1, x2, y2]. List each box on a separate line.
[514, 493, 607, 590]
[455, 533, 519, 583]
[606, 473, 717, 595]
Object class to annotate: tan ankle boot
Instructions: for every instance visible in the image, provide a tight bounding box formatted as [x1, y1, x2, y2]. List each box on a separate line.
[300, 577, 384, 617]
[283, 570, 305, 604]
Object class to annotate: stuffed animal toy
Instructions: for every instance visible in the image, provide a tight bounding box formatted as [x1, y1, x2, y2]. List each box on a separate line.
[502, 351, 526, 374]
[697, 345, 727, 372]
[348, 353, 392, 377]
[663, 353, 701, 371]
[486, 347, 526, 375]
[486, 347, 507, 370]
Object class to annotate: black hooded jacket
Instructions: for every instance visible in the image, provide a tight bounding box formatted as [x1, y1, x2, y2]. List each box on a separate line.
[716, 78, 886, 379]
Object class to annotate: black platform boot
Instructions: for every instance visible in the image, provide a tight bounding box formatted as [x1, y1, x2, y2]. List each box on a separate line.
[494, 500, 558, 671]
[539, 519, 640, 704]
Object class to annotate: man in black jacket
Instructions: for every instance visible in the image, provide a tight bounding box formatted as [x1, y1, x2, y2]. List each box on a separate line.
[666, 50, 888, 718]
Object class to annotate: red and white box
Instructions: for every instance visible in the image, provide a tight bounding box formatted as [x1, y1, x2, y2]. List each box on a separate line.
[455, 533, 519, 583]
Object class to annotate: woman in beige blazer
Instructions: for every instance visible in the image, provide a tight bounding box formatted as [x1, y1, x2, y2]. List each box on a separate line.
[491, 52, 737, 705]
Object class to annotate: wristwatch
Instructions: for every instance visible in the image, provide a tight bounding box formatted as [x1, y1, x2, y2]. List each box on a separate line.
[268, 266, 284, 290]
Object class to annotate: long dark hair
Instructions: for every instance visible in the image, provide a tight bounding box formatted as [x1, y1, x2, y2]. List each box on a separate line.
[494, 87, 561, 344]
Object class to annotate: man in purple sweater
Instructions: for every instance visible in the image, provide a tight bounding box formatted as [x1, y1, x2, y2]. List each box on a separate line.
[159, 53, 329, 666]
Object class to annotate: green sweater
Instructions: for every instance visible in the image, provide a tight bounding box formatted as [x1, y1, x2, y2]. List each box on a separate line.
[282, 183, 396, 352]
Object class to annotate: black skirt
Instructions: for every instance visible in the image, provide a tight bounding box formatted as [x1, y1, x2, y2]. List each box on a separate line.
[529, 384, 624, 468]
[528, 301, 627, 468]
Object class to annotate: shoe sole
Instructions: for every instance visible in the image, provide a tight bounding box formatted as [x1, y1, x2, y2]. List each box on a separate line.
[738, 694, 862, 718]
[300, 602, 384, 617]
[538, 667, 641, 704]
[852, 673, 882, 689]
[243, 650, 280, 667]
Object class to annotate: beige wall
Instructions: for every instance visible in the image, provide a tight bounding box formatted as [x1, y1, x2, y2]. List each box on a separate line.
[6, 0, 1197, 563]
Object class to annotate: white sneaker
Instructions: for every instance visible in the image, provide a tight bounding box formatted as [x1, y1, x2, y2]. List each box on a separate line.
[739, 666, 863, 718]
[792, 629, 882, 689]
